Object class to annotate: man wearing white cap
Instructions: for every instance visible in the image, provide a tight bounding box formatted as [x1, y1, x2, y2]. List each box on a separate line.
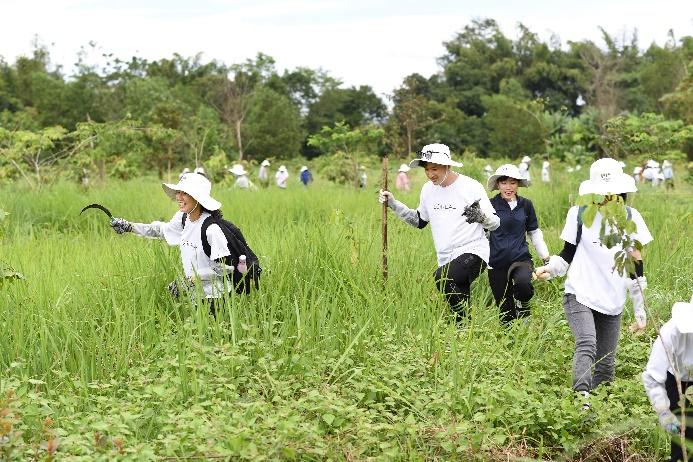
[109, 172, 254, 313]
[535, 158, 653, 410]
[258, 159, 270, 188]
[229, 164, 255, 190]
[643, 295, 693, 461]
[395, 164, 411, 192]
[518, 155, 531, 182]
[379, 143, 500, 322]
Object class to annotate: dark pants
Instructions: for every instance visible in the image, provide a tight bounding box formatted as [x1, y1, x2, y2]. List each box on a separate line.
[666, 372, 693, 462]
[433, 253, 486, 322]
[488, 260, 534, 323]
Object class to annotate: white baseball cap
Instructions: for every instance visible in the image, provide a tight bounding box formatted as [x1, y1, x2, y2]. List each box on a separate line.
[162, 172, 221, 211]
[487, 164, 530, 190]
[672, 296, 693, 333]
[578, 158, 637, 196]
[409, 143, 463, 168]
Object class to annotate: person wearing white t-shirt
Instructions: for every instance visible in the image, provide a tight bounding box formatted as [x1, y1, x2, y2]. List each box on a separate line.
[518, 155, 531, 182]
[379, 143, 500, 322]
[108, 172, 240, 315]
[642, 296, 693, 462]
[535, 158, 652, 409]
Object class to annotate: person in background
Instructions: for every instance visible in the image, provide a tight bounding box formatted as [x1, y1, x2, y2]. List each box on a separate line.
[359, 165, 368, 189]
[379, 143, 500, 322]
[194, 167, 208, 179]
[662, 160, 674, 190]
[518, 155, 532, 182]
[633, 164, 643, 183]
[229, 164, 256, 190]
[643, 295, 693, 462]
[484, 164, 494, 180]
[258, 159, 270, 188]
[486, 164, 550, 323]
[395, 164, 411, 192]
[275, 165, 289, 189]
[300, 165, 313, 186]
[541, 157, 551, 183]
[108, 172, 236, 315]
[535, 158, 652, 411]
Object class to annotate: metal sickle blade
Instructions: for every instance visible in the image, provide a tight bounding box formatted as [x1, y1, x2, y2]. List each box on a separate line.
[80, 203, 113, 218]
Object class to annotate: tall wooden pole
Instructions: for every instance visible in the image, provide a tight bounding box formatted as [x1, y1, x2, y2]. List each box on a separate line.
[381, 156, 389, 282]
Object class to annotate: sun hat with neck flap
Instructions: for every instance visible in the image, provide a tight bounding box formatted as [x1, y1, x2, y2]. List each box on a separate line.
[162, 172, 221, 211]
[409, 143, 463, 168]
[487, 164, 530, 190]
[578, 157, 637, 196]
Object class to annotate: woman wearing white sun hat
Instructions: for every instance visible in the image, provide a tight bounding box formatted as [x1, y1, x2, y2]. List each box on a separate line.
[643, 295, 693, 461]
[109, 172, 246, 314]
[258, 159, 271, 188]
[275, 165, 289, 189]
[229, 164, 256, 190]
[379, 143, 500, 322]
[487, 164, 550, 323]
[535, 158, 653, 409]
[395, 163, 411, 192]
[518, 155, 532, 182]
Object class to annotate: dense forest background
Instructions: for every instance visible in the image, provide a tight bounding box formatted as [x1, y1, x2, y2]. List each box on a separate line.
[1, 19, 691, 186]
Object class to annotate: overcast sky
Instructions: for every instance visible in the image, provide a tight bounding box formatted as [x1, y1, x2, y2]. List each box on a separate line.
[2, 0, 692, 97]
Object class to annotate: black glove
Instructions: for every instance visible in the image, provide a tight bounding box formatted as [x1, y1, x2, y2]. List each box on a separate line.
[462, 199, 485, 224]
[167, 281, 180, 298]
[110, 217, 133, 234]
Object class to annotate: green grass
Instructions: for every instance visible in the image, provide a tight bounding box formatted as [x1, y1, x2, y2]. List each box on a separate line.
[0, 166, 691, 460]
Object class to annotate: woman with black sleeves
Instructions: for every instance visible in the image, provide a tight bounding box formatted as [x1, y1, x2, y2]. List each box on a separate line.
[486, 164, 550, 323]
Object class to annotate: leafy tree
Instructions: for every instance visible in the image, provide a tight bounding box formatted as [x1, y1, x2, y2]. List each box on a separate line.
[482, 94, 547, 158]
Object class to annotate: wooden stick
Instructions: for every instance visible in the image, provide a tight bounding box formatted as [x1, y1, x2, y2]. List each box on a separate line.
[381, 156, 389, 282]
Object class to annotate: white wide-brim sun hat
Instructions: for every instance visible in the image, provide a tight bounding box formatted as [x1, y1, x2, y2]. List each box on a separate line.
[229, 164, 247, 176]
[672, 296, 693, 333]
[300, 166, 308, 172]
[398, 164, 411, 173]
[409, 143, 463, 168]
[278, 165, 288, 173]
[261, 159, 270, 167]
[162, 172, 221, 211]
[487, 164, 530, 190]
[578, 157, 637, 196]
[521, 155, 531, 163]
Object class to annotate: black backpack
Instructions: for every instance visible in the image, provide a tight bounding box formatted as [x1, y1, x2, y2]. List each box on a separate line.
[183, 213, 261, 294]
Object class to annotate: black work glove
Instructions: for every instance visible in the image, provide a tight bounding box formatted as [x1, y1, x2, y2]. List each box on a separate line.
[462, 199, 485, 224]
[109, 217, 133, 234]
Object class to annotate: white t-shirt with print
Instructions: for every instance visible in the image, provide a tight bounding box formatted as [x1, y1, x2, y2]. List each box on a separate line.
[560, 206, 653, 315]
[132, 211, 232, 298]
[417, 175, 497, 266]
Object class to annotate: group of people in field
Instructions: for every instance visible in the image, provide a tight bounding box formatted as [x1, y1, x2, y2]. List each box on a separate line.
[180, 160, 315, 191]
[109, 142, 689, 461]
[633, 159, 676, 189]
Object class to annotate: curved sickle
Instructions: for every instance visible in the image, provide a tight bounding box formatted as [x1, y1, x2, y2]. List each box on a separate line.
[79, 203, 113, 218]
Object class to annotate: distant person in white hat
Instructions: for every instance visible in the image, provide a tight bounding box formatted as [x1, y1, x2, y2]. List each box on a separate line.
[379, 143, 500, 322]
[518, 155, 532, 182]
[662, 160, 674, 190]
[300, 165, 313, 186]
[358, 165, 368, 189]
[109, 172, 258, 315]
[483, 164, 494, 180]
[258, 159, 271, 188]
[395, 163, 411, 192]
[193, 166, 208, 179]
[486, 164, 550, 323]
[643, 295, 693, 462]
[229, 164, 256, 190]
[275, 165, 289, 189]
[535, 158, 653, 411]
[541, 157, 551, 183]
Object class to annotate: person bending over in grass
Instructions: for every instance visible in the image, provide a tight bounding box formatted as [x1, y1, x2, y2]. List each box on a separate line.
[109, 172, 259, 316]
[643, 295, 693, 462]
[379, 143, 500, 323]
[486, 164, 550, 324]
[534, 158, 652, 411]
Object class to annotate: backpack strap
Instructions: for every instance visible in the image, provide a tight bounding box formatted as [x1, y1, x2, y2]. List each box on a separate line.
[182, 213, 187, 228]
[576, 205, 632, 246]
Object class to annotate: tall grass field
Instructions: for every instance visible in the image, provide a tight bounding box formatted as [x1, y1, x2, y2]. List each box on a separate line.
[1, 165, 691, 460]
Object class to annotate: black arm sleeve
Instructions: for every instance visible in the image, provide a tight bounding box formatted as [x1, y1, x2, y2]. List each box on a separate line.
[629, 259, 644, 279]
[558, 241, 577, 264]
[417, 211, 428, 229]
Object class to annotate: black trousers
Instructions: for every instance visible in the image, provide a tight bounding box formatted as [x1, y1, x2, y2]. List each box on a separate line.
[433, 253, 486, 322]
[488, 260, 534, 323]
[666, 372, 693, 462]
